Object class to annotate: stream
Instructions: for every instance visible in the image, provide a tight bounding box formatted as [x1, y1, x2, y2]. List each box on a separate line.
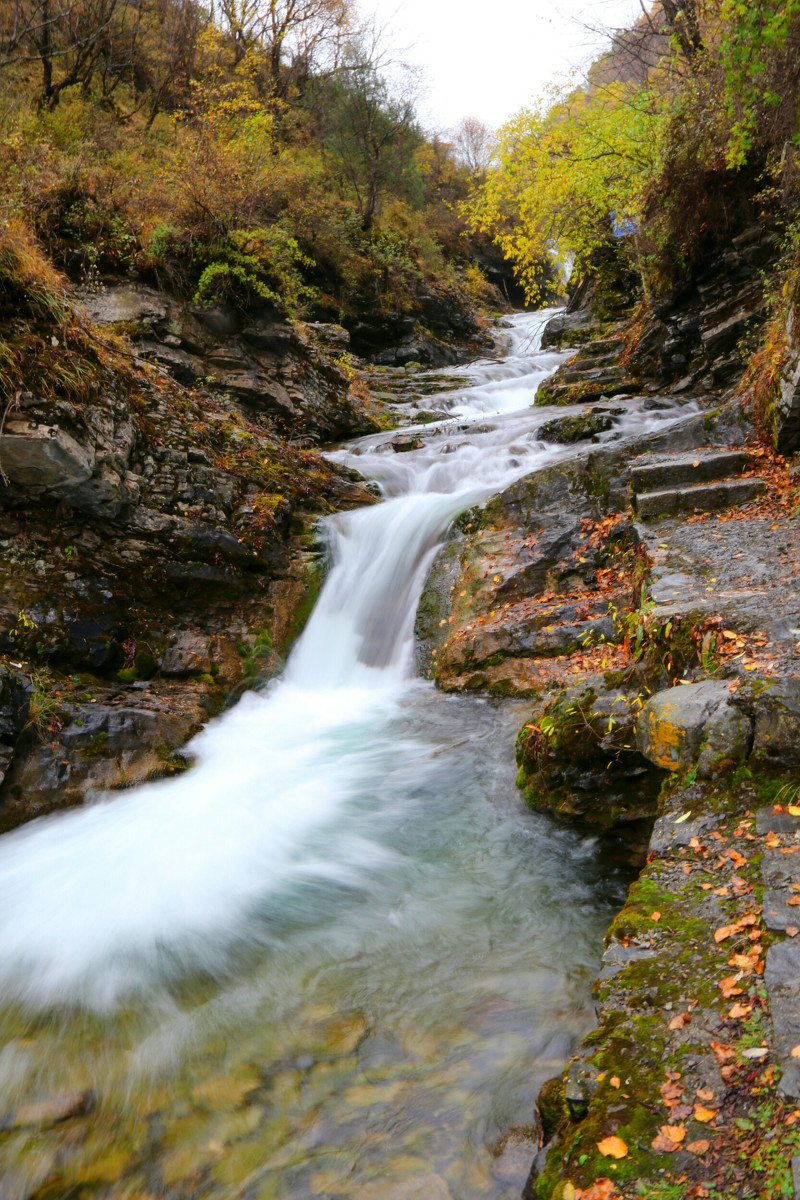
[0, 312, 675, 1199]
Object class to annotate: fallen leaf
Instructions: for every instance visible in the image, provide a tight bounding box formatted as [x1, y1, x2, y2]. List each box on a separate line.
[700, 882, 714, 891]
[610, 1076, 621, 1089]
[714, 924, 737, 943]
[790, 806, 800, 817]
[788, 896, 800, 907]
[669, 1012, 691, 1030]
[741, 1047, 769, 1059]
[710, 1036, 734, 1065]
[696, 1088, 715, 1102]
[562, 1184, 576, 1200]
[728, 1002, 752, 1019]
[687, 1139, 710, 1155]
[660, 1080, 684, 1105]
[718, 975, 744, 998]
[597, 1135, 627, 1159]
[651, 911, 662, 922]
[650, 1134, 676, 1152]
[693, 1105, 717, 1123]
[580, 1181, 617, 1200]
[787, 926, 799, 937]
[791, 1046, 800, 1059]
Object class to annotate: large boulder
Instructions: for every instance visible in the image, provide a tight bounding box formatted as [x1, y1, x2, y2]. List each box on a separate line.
[636, 680, 734, 770]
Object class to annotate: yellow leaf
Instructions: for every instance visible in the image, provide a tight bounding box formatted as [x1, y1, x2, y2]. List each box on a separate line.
[597, 1134, 628, 1159]
[693, 1105, 717, 1123]
[789, 806, 800, 817]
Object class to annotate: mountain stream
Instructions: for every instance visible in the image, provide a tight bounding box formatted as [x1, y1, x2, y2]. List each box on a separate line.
[0, 313, 681, 1199]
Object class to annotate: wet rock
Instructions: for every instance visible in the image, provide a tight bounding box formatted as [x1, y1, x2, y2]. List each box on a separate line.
[517, 678, 661, 826]
[3, 698, 202, 827]
[7, 1090, 94, 1129]
[160, 632, 213, 676]
[697, 701, 753, 779]
[352, 1176, 453, 1200]
[540, 309, 593, 348]
[0, 418, 93, 495]
[537, 410, 614, 444]
[750, 678, 800, 763]
[492, 1128, 540, 1188]
[636, 680, 733, 770]
[765, 940, 800, 1099]
[0, 665, 30, 743]
[390, 435, 424, 453]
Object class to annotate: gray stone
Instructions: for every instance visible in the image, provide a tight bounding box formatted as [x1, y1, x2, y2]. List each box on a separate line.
[649, 810, 720, 855]
[630, 448, 750, 493]
[697, 701, 753, 779]
[636, 681, 733, 770]
[79, 284, 168, 325]
[0, 420, 93, 494]
[756, 807, 800, 836]
[635, 477, 766, 518]
[765, 941, 800, 1099]
[0, 666, 30, 743]
[160, 632, 213, 676]
[752, 679, 800, 763]
[762, 890, 800, 932]
[537, 410, 613, 444]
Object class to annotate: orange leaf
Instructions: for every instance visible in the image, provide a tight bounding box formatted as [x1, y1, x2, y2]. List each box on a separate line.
[728, 1002, 752, 1019]
[787, 926, 799, 937]
[696, 1087, 715, 1102]
[597, 1135, 628, 1159]
[693, 1105, 717, 1123]
[718, 975, 744, 998]
[669, 1012, 691, 1030]
[791, 1046, 800, 1059]
[610, 1076, 621, 1089]
[651, 911, 662, 922]
[714, 925, 737, 943]
[687, 1138, 710, 1155]
[580, 1181, 618, 1200]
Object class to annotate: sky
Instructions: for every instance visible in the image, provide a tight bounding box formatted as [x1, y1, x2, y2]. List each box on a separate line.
[361, 0, 646, 133]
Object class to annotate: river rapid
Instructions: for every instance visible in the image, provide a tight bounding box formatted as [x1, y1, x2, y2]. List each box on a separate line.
[0, 313, 674, 1198]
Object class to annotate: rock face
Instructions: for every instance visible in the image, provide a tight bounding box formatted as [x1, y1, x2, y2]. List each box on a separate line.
[537, 223, 775, 407]
[636, 680, 737, 770]
[0, 275, 378, 830]
[80, 284, 380, 444]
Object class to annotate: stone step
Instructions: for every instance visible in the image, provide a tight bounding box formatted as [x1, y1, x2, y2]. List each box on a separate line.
[635, 477, 766, 518]
[631, 448, 751, 493]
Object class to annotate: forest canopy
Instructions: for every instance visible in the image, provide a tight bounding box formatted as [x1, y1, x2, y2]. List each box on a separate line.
[0, 0, 520, 326]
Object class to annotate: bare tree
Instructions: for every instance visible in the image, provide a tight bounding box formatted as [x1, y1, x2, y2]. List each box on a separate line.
[212, 0, 354, 103]
[450, 116, 495, 181]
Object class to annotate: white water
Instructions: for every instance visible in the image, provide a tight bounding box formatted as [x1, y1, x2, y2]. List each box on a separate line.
[0, 311, 682, 1012]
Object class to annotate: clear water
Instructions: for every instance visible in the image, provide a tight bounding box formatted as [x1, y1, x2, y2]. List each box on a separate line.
[0, 313, 669, 1199]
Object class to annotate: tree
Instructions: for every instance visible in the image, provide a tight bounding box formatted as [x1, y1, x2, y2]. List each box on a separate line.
[323, 58, 422, 230]
[211, 0, 354, 105]
[450, 116, 495, 182]
[0, 0, 137, 110]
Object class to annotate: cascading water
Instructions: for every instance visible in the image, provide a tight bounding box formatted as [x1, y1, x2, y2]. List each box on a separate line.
[0, 312, 684, 1198]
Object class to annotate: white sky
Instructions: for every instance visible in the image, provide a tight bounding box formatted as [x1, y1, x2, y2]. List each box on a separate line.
[361, 0, 646, 132]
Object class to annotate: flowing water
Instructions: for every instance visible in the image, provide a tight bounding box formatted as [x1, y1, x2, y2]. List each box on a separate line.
[0, 313, 680, 1199]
